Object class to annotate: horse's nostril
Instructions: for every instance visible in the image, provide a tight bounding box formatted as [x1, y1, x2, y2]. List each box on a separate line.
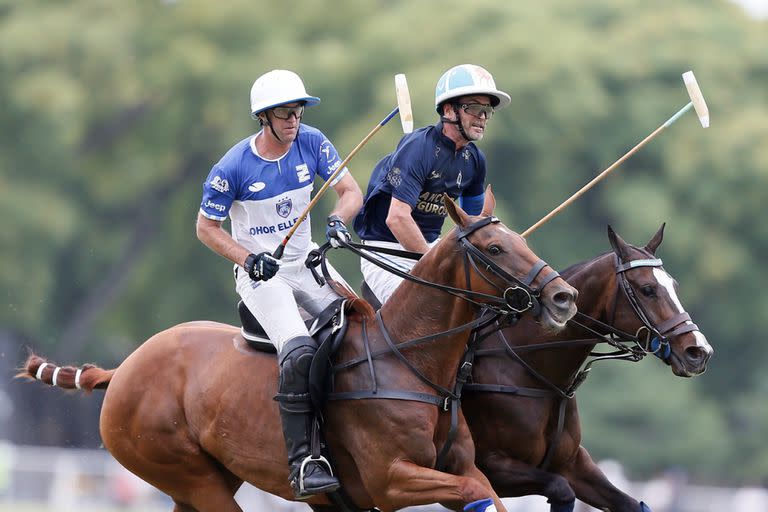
[685, 346, 706, 364]
[553, 289, 576, 307]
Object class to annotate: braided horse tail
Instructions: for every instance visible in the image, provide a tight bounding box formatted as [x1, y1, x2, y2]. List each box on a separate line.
[18, 353, 115, 392]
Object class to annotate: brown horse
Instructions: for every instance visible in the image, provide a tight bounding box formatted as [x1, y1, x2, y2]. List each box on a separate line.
[461, 224, 713, 512]
[20, 190, 577, 512]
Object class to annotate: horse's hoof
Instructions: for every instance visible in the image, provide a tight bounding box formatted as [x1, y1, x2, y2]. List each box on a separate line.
[464, 498, 497, 512]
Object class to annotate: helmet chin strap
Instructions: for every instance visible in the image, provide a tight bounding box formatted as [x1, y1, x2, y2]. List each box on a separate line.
[270, 124, 284, 143]
[440, 103, 471, 142]
[259, 113, 285, 144]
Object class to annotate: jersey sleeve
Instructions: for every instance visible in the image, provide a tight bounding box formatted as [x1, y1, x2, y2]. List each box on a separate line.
[460, 193, 485, 215]
[315, 136, 348, 186]
[460, 150, 486, 214]
[387, 136, 430, 208]
[200, 164, 237, 221]
[465, 150, 487, 198]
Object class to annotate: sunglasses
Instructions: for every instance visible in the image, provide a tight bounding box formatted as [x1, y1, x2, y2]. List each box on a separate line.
[459, 103, 495, 119]
[271, 104, 305, 120]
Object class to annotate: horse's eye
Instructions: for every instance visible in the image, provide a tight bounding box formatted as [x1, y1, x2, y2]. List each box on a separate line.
[487, 245, 502, 255]
[640, 285, 656, 297]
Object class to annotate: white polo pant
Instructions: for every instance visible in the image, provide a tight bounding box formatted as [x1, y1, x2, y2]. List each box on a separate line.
[235, 250, 350, 353]
[359, 239, 439, 305]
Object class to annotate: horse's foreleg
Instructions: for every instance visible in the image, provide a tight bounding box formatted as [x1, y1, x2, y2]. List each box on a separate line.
[478, 454, 576, 507]
[559, 446, 642, 511]
[560, 446, 645, 511]
[380, 459, 506, 512]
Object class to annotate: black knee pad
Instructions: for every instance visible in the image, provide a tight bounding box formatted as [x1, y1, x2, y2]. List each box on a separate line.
[278, 336, 317, 394]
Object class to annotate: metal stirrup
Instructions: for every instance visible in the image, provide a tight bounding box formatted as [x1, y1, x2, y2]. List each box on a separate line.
[298, 454, 335, 494]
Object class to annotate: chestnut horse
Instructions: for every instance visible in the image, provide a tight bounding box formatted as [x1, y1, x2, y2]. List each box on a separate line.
[21, 191, 577, 512]
[461, 224, 713, 512]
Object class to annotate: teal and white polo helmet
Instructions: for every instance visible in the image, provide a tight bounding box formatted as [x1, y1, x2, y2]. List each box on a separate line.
[250, 69, 320, 118]
[434, 64, 511, 113]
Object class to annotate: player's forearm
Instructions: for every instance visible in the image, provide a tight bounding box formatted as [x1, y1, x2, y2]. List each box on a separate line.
[330, 175, 363, 224]
[196, 220, 250, 267]
[386, 215, 429, 254]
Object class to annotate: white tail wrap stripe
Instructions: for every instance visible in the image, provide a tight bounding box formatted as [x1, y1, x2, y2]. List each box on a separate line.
[35, 363, 49, 380]
[75, 368, 83, 389]
[52, 367, 61, 387]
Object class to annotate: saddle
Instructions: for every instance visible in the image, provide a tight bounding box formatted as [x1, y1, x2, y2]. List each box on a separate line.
[239, 300, 347, 351]
[237, 299, 348, 411]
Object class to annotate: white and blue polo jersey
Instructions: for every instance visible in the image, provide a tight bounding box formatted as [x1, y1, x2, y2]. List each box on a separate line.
[353, 121, 486, 243]
[200, 124, 347, 261]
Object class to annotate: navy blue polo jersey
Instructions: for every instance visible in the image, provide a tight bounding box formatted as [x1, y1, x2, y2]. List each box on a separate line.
[353, 122, 486, 243]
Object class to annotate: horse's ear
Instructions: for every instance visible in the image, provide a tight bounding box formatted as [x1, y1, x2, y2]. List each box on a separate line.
[644, 222, 665, 255]
[444, 194, 470, 228]
[607, 225, 631, 261]
[480, 184, 496, 216]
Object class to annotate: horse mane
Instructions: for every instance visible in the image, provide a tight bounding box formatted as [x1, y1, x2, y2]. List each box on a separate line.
[560, 252, 612, 279]
[326, 278, 375, 321]
[560, 242, 655, 280]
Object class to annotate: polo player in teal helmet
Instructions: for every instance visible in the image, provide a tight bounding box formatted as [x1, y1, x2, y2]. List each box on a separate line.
[353, 64, 511, 306]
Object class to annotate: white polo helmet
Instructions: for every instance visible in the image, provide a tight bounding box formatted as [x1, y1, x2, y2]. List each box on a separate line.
[435, 64, 511, 113]
[249, 69, 320, 118]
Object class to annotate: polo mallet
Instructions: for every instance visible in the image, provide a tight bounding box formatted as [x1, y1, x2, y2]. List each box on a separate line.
[273, 74, 413, 258]
[521, 70, 709, 238]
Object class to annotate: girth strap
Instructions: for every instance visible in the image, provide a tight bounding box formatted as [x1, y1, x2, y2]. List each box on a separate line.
[434, 359, 475, 472]
[435, 395, 460, 471]
[539, 397, 568, 471]
[462, 383, 556, 398]
[328, 389, 447, 408]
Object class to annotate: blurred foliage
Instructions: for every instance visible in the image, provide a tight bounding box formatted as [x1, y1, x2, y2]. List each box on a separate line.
[1, 0, 766, 485]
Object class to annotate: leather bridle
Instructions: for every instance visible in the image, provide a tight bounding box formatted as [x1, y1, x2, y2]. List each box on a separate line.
[612, 255, 699, 362]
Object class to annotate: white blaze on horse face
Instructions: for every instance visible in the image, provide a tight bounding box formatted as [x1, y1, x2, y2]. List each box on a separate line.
[652, 268, 713, 353]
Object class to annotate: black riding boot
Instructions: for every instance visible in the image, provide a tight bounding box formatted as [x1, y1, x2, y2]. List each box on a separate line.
[277, 336, 340, 499]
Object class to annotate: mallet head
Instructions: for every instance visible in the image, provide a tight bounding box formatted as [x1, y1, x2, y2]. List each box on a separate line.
[395, 74, 414, 133]
[682, 71, 709, 128]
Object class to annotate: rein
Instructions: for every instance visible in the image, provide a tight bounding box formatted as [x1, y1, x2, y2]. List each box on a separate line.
[318, 216, 556, 316]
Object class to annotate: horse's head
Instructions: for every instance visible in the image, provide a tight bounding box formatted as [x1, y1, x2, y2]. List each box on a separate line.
[442, 186, 577, 332]
[607, 224, 713, 376]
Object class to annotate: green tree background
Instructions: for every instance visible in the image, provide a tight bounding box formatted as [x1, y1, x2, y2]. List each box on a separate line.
[2, 0, 766, 485]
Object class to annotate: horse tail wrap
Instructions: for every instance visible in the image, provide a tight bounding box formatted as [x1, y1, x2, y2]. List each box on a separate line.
[19, 354, 115, 392]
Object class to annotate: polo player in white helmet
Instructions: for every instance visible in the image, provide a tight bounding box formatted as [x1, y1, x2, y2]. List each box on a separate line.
[196, 69, 363, 498]
[353, 64, 510, 306]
